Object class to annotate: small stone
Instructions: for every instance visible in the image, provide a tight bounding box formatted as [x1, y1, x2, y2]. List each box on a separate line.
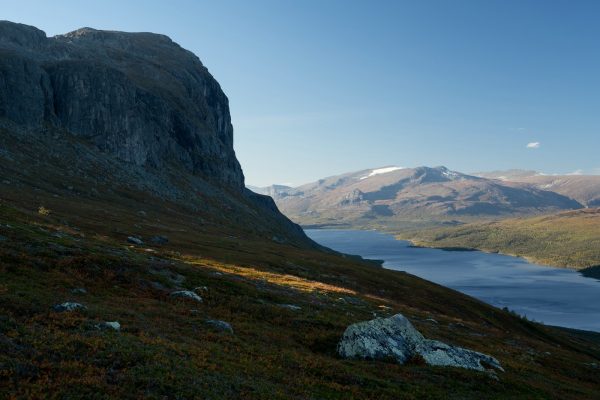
[278, 304, 301, 311]
[169, 290, 203, 303]
[425, 318, 438, 324]
[71, 288, 87, 294]
[127, 236, 143, 245]
[53, 302, 86, 312]
[271, 235, 286, 244]
[96, 321, 120, 331]
[137, 211, 147, 217]
[205, 319, 233, 334]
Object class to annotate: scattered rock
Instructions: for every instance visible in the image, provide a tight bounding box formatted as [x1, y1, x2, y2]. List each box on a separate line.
[271, 235, 286, 244]
[96, 321, 120, 331]
[205, 319, 233, 334]
[53, 302, 86, 312]
[169, 290, 203, 303]
[337, 313, 502, 372]
[71, 288, 87, 294]
[127, 236, 143, 245]
[278, 304, 302, 311]
[150, 235, 169, 245]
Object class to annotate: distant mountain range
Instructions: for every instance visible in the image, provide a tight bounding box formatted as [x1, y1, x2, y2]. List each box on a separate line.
[474, 170, 600, 207]
[250, 166, 599, 230]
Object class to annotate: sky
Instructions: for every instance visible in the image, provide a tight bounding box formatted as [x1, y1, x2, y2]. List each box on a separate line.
[3, 0, 600, 186]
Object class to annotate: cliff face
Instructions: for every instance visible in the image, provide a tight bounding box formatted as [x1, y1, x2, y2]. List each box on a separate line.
[0, 21, 242, 188]
[0, 21, 309, 245]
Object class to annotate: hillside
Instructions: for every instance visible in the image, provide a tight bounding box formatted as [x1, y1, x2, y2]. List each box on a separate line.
[475, 170, 600, 207]
[399, 208, 600, 270]
[256, 166, 583, 231]
[2, 22, 600, 399]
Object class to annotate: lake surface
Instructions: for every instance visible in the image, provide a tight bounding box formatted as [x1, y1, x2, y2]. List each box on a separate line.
[306, 229, 600, 332]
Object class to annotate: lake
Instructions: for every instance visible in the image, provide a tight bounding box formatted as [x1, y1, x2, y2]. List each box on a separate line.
[306, 229, 600, 332]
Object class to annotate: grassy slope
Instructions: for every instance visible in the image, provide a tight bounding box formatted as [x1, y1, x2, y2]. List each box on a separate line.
[398, 209, 600, 270]
[1, 187, 600, 399]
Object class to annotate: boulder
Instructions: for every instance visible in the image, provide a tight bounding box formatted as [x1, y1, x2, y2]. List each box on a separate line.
[127, 236, 143, 245]
[205, 319, 233, 334]
[96, 321, 121, 331]
[53, 302, 86, 312]
[169, 290, 203, 303]
[337, 313, 502, 372]
[338, 313, 423, 364]
[418, 339, 503, 371]
[278, 304, 302, 311]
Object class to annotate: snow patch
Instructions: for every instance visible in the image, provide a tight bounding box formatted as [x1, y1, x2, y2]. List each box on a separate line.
[360, 166, 405, 180]
[441, 169, 460, 179]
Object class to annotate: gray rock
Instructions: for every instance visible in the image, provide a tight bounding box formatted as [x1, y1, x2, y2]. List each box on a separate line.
[53, 302, 86, 312]
[418, 339, 503, 371]
[337, 313, 423, 364]
[127, 236, 143, 245]
[169, 290, 202, 303]
[96, 321, 120, 331]
[278, 304, 302, 311]
[0, 21, 244, 188]
[337, 313, 502, 372]
[205, 319, 233, 334]
[71, 288, 87, 294]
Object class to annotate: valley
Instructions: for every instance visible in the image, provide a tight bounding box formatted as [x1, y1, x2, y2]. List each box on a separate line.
[255, 167, 600, 269]
[1, 19, 600, 400]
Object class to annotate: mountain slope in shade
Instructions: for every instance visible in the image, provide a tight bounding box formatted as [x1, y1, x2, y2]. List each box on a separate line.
[475, 170, 600, 207]
[252, 166, 584, 229]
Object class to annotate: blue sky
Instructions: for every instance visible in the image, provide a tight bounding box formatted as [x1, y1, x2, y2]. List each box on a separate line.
[3, 0, 600, 186]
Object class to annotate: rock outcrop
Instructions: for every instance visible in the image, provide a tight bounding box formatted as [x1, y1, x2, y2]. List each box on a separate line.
[338, 313, 502, 372]
[0, 21, 242, 188]
[0, 21, 310, 246]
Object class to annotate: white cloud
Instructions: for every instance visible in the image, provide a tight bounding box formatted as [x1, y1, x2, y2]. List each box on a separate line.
[526, 142, 540, 149]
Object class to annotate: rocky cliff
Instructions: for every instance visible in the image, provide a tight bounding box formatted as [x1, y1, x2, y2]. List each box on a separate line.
[0, 21, 241, 187]
[0, 21, 307, 244]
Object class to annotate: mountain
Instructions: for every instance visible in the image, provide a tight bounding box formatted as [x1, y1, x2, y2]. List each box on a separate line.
[475, 170, 600, 207]
[256, 166, 583, 229]
[2, 22, 600, 399]
[0, 20, 307, 245]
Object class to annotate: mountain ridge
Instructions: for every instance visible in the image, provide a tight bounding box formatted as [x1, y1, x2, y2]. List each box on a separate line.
[252, 165, 584, 230]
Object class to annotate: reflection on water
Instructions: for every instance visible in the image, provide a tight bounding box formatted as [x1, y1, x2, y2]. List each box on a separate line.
[306, 229, 600, 332]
